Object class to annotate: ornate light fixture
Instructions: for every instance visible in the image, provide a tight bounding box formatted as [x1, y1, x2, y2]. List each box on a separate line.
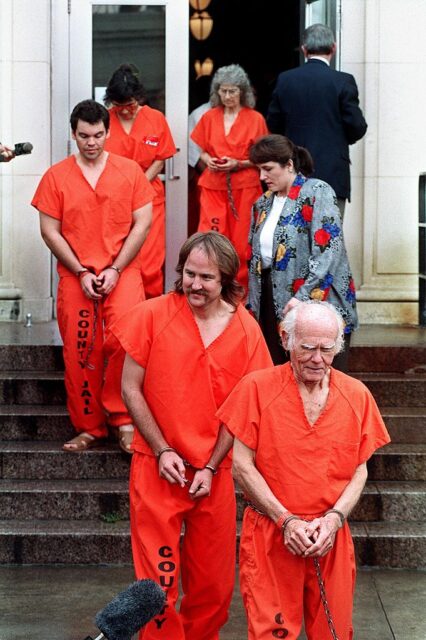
[194, 58, 214, 79]
[189, 0, 211, 10]
[190, 11, 213, 40]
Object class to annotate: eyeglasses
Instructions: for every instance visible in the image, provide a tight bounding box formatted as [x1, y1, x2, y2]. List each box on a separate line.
[218, 87, 240, 96]
[111, 100, 139, 113]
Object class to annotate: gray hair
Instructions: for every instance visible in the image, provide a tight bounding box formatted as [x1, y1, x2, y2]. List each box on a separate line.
[280, 300, 345, 354]
[210, 64, 256, 108]
[302, 23, 335, 55]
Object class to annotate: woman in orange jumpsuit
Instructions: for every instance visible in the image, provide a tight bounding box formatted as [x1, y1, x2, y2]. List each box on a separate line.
[191, 64, 268, 291]
[104, 64, 176, 298]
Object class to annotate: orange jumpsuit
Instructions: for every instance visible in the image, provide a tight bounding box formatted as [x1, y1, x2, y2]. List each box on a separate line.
[191, 107, 268, 290]
[110, 292, 273, 640]
[31, 154, 155, 437]
[217, 363, 391, 640]
[105, 106, 176, 298]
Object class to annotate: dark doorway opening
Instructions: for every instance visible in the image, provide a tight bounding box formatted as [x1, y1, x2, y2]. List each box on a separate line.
[189, 0, 301, 115]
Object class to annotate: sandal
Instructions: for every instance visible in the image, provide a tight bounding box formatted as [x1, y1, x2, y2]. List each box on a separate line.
[118, 425, 134, 454]
[63, 432, 102, 452]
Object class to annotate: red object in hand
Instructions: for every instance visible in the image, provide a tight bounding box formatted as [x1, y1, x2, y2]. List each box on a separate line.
[215, 158, 227, 165]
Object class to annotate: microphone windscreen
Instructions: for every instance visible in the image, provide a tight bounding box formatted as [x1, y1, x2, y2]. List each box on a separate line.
[95, 579, 165, 640]
[14, 142, 33, 156]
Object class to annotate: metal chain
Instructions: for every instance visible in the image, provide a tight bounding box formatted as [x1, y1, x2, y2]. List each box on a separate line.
[82, 300, 98, 370]
[226, 172, 239, 220]
[313, 558, 340, 640]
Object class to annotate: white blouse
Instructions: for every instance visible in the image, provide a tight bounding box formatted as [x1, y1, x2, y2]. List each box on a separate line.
[259, 195, 287, 268]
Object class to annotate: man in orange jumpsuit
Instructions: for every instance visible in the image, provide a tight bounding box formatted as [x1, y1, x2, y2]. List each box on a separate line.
[32, 99, 154, 452]
[110, 231, 272, 639]
[191, 101, 268, 290]
[217, 301, 391, 640]
[104, 75, 176, 299]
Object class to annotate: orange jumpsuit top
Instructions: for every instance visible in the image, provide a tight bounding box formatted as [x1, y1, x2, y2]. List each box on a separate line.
[191, 106, 268, 191]
[217, 363, 391, 514]
[105, 106, 176, 203]
[31, 153, 155, 277]
[111, 291, 273, 468]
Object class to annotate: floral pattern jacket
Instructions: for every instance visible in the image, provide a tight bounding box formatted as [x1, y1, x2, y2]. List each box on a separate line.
[247, 174, 358, 333]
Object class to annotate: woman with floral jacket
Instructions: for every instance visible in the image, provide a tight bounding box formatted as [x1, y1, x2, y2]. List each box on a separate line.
[247, 134, 357, 370]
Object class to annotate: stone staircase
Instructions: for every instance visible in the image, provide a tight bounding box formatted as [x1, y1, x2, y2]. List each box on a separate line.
[0, 328, 425, 567]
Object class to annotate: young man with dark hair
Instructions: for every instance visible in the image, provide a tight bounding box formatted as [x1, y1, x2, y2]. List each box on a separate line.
[32, 99, 154, 453]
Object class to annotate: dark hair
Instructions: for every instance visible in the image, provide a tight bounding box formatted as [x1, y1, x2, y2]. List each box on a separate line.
[104, 63, 146, 105]
[249, 134, 314, 176]
[174, 232, 244, 308]
[302, 24, 335, 55]
[70, 100, 110, 133]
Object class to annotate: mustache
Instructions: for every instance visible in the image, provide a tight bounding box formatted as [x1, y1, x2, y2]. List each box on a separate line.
[186, 288, 207, 296]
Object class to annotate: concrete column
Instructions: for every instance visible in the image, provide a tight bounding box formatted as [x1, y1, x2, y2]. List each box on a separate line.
[0, 0, 53, 322]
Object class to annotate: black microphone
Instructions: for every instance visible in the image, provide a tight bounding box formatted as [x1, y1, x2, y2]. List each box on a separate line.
[0, 142, 33, 161]
[82, 579, 166, 640]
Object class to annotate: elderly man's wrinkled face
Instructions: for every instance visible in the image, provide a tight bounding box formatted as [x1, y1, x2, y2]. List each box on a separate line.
[286, 313, 338, 384]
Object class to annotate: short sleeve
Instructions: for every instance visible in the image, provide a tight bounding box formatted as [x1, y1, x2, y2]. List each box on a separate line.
[110, 302, 153, 369]
[217, 373, 262, 451]
[31, 170, 62, 220]
[358, 388, 391, 463]
[155, 114, 177, 160]
[190, 113, 207, 149]
[132, 166, 155, 211]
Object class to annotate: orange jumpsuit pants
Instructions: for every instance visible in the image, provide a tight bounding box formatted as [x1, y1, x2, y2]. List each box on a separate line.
[138, 188, 165, 299]
[198, 184, 262, 292]
[130, 454, 236, 640]
[239, 509, 355, 640]
[57, 268, 144, 437]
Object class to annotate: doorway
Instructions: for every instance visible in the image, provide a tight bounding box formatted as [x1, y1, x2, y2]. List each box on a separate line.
[188, 1, 301, 117]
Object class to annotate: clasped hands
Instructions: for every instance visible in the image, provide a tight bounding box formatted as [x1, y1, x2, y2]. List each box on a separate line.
[80, 267, 120, 300]
[283, 513, 341, 558]
[207, 156, 239, 172]
[158, 450, 213, 500]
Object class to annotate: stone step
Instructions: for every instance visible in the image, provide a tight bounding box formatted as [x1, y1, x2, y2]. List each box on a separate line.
[0, 519, 424, 568]
[0, 442, 424, 482]
[0, 344, 63, 372]
[348, 345, 426, 374]
[0, 479, 129, 520]
[0, 519, 132, 564]
[0, 442, 131, 480]
[0, 405, 74, 441]
[1, 479, 423, 523]
[0, 404, 424, 446]
[353, 521, 426, 569]
[2, 371, 424, 409]
[235, 481, 425, 523]
[354, 373, 426, 407]
[380, 407, 426, 444]
[0, 371, 65, 405]
[367, 444, 426, 481]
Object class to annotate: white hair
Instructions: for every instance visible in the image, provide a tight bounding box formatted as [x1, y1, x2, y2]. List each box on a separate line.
[280, 300, 345, 354]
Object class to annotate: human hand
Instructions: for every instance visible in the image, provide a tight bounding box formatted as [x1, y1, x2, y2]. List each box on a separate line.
[188, 468, 214, 500]
[0, 144, 14, 162]
[282, 518, 315, 556]
[80, 272, 103, 300]
[158, 450, 187, 487]
[207, 156, 223, 171]
[213, 157, 238, 172]
[302, 515, 339, 558]
[96, 267, 120, 296]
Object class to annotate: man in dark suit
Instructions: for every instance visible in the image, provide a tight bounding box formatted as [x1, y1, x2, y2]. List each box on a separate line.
[267, 23, 367, 217]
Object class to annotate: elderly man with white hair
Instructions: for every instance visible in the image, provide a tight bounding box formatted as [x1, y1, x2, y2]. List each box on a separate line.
[217, 301, 390, 640]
